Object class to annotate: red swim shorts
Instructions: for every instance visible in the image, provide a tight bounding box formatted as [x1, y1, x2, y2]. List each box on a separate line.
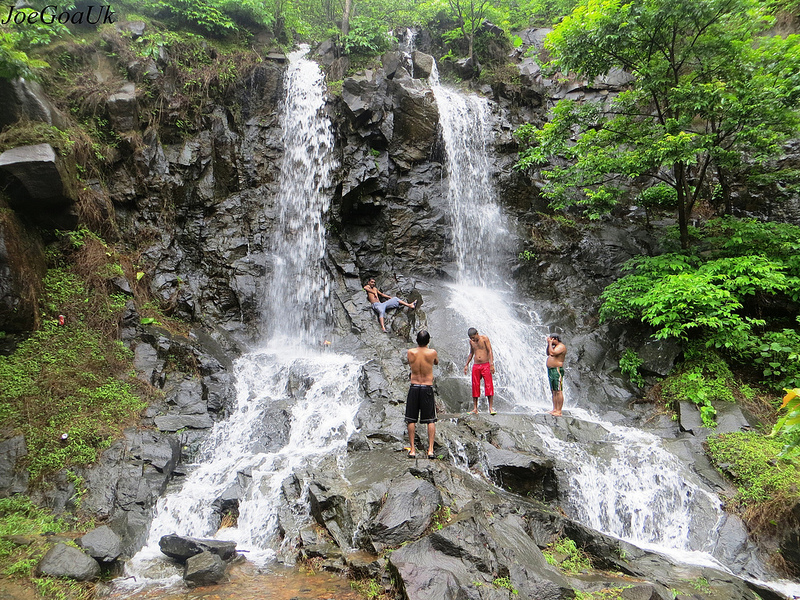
[471, 362, 494, 397]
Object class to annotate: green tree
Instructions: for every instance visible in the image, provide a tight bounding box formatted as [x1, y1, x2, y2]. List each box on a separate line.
[515, 0, 800, 249]
[445, 0, 493, 59]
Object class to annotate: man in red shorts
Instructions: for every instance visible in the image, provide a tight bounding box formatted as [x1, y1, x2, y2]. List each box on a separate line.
[464, 327, 495, 415]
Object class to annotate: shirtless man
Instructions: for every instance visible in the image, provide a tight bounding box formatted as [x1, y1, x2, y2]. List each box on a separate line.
[406, 329, 438, 459]
[363, 278, 417, 332]
[546, 334, 567, 416]
[464, 327, 495, 415]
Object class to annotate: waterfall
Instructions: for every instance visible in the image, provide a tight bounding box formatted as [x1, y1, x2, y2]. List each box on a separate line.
[431, 70, 507, 286]
[399, 28, 416, 77]
[118, 48, 363, 592]
[430, 78, 739, 567]
[265, 46, 336, 344]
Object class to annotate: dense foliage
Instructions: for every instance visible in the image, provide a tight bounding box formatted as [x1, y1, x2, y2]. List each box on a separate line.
[600, 218, 800, 393]
[514, 0, 800, 248]
[0, 233, 147, 479]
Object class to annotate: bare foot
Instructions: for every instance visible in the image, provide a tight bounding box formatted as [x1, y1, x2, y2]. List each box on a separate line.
[548, 410, 562, 416]
[470, 409, 478, 415]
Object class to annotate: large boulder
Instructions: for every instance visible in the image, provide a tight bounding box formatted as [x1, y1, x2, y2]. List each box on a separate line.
[368, 472, 442, 551]
[0, 144, 78, 228]
[0, 78, 66, 129]
[411, 51, 435, 79]
[388, 507, 572, 600]
[158, 534, 237, 562]
[36, 543, 101, 581]
[77, 525, 123, 563]
[387, 79, 438, 170]
[184, 550, 227, 587]
[106, 83, 139, 131]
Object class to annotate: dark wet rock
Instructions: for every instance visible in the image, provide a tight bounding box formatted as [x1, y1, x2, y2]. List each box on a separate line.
[411, 51, 435, 79]
[0, 144, 78, 226]
[0, 78, 66, 129]
[184, 550, 227, 586]
[154, 414, 214, 431]
[133, 343, 163, 385]
[164, 376, 206, 415]
[0, 435, 28, 497]
[107, 84, 140, 131]
[129, 431, 180, 472]
[677, 401, 704, 435]
[77, 525, 123, 563]
[159, 534, 237, 562]
[637, 338, 682, 377]
[389, 506, 572, 600]
[37, 543, 100, 581]
[387, 79, 438, 170]
[109, 506, 152, 557]
[483, 444, 558, 502]
[0, 209, 46, 332]
[382, 51, 403, 79]
[368, 472, 442, 552]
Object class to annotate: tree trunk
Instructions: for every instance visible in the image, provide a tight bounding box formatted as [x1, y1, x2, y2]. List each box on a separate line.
[341, 0, 353, 38]
[676, 162, 689, 249]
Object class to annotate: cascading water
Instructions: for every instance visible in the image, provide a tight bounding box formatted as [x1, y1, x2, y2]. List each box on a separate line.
[265, 47, 336, 344]
[117, 48, 364, 592]
[399, 28, 416, 77]
[431, 67, 506, 286]
[428, 73, 764, 576]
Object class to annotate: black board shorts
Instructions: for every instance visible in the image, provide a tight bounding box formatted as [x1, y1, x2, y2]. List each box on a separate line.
[404, 384, 437, 424]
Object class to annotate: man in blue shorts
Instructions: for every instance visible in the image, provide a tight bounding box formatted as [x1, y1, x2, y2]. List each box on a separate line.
[364, 278, 417, 332]
[406, 329, 438, 459]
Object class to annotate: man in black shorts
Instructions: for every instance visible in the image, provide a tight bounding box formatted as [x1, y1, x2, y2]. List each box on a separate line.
[405, 330, 438, 459]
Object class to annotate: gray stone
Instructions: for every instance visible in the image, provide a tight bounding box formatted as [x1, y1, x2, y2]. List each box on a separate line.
[0, 435, 28, 497]
[638, 338, 681, 377]
[411, 51, 435, 79]
[0, 144, 77, 210]
[77, 525, 122, 563]
[153, 414, 214, 431]
[677, 401, 704, 435]
[368, 472, 442, 551]
[37, 543, 100, 581]
[117, 20, 146, 37]
[159, 534, 237, 562]
[0, 78, 66, 129]
[133, 343, 163, 385]
[107, 83, 139, 131]
[184, 550, 227, 587]
[387, 79, 438, 170]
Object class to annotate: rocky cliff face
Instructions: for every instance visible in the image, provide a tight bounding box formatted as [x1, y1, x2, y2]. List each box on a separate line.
[0, 28, 796, 599]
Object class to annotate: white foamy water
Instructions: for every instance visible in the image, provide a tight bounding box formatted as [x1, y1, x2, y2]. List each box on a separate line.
[431, 70, 507, 286]
[122, 347, 363, 586]
[265, 47, 336, 343]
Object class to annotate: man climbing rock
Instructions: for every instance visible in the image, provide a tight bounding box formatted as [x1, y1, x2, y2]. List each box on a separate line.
[363, 277, 416, 332]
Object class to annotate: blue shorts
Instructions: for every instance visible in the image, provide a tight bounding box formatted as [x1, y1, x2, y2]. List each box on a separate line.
[372, 297, 401, 318]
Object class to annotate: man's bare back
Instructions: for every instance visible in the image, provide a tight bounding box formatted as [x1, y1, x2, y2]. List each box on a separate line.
[408, 346, 438, 385]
